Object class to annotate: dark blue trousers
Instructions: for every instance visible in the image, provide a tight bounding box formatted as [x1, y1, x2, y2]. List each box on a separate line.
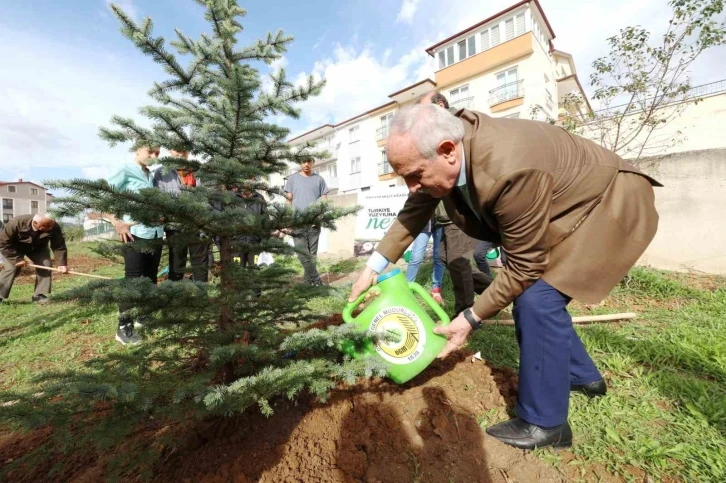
[513, 279, 602, 427]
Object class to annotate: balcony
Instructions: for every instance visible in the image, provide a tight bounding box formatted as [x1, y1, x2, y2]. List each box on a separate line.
[434, 33, 534, 88]
[375, 125, 389, 142]
[378, 161, 397, 180]
[450, 96, 474, 110]
[489, 80, 524, 112]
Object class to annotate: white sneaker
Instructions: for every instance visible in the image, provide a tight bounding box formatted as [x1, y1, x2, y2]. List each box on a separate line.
[115, 326, 141, 345]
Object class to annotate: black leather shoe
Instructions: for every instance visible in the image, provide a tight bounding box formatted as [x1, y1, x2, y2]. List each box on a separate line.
[486, 417, 572, 450]
[571, 379, 607, 398]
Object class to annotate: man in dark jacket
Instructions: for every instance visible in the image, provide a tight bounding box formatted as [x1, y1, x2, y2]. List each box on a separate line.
[235, 187, 267, 268]
[154, 149, 210, 282]
[0, 214, 68, 304]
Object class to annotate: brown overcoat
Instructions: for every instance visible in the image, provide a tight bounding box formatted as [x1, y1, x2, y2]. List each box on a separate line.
[376, 110, 660, 319]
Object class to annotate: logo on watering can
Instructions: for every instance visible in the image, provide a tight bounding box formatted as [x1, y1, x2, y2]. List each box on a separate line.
[368, 306, 426, 365]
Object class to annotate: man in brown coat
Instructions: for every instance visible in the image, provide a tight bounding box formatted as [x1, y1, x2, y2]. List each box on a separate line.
[349, 104, 659, 450]
[0, 214, 68, 304]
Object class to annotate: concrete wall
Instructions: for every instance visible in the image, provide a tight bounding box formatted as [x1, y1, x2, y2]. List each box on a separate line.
[320, 193, 359, 258]
[580, 89, 726, 159]
[638, 149, 726, 274]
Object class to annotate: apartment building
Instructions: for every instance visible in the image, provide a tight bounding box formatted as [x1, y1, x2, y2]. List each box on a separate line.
[0, 179, 52, 224]
[280, 0, 590, 196]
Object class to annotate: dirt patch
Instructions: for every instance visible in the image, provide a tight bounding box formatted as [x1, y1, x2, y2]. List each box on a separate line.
[154, 352, 565, 483]
[306, 313, 345, 331]
[292, 271, 350, 285]
[1, 254, 114, 285]
[0, 428, 99, 483]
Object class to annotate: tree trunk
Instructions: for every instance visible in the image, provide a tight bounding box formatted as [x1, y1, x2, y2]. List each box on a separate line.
[218, 235, 236, 383]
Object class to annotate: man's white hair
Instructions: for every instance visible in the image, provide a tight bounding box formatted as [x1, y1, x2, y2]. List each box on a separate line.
[389, 104, 465, 159]
[32, 213, 54, 223]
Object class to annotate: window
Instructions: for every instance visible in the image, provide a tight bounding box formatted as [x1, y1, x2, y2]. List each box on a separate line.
[503, 113, 521, 119]
[31, 188, 38, 195]
[438, 51, 446, 69]
[457, 36, 477, 62]
[490, 67, 521, 105]
[313, 168, 320, 175]
[377, 113, 393, 140]
[450, 85, 470, 109]
[349, 125, 359, 143]
[2, 199, 12, 209]
[446, 46, 454, 66]
[491, 25, 500, 47]
[328, 163, 338, 178]
[379, 150, 393, 175]
[7, 186, 16, 193]
[31, 201, 39, 209]
[516, 13, 525, 36]
[481, 30, 490, 51]
[350, 157, 361, 174]
[505, 18, 514, 41]
[544, 73, 550, 83]
[2, 214, 11, 224]
[546, 89, 554, 111]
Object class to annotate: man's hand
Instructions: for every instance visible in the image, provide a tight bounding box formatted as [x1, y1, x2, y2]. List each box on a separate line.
[58, 266, 68, 274]
[348, 266, 378, 308]
[114, 222, 135, 243]
[433, 311, 476, 359]
[15, 260, 27, 268]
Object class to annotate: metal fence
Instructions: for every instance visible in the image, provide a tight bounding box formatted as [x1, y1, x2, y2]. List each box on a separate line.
[591, 79, 726, 118]
[489, 80, 524, 106]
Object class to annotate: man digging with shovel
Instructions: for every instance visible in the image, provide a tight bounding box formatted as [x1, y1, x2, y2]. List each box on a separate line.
[0, 214, 68, 305]
[348, 102, 660, 450]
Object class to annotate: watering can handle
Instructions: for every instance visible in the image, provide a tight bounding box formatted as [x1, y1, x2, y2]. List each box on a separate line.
[342, 287, 379, 324]
[408, 282, 451, 325]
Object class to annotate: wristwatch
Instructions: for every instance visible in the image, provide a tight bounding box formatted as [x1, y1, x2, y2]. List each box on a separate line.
[462, 308, 482, 331]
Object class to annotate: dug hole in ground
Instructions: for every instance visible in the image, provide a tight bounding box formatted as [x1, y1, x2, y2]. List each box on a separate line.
[154, 323, 562, 483]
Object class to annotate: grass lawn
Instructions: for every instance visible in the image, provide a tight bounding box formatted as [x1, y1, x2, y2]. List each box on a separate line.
[1, 242, 725, 481]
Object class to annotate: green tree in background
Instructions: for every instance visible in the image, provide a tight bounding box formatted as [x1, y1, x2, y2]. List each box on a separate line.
[1, 0, 383, 475]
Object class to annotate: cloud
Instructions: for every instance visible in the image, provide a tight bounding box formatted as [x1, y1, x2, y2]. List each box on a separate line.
[396, 0, 421, 25]
[289, 42, 432, 134]
[0, 27, 153, 180]
[105, 0, 138, 22]
[81, 166, 112, 180]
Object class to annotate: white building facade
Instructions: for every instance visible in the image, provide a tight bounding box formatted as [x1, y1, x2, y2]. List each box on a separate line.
[278, 0, 590, 197]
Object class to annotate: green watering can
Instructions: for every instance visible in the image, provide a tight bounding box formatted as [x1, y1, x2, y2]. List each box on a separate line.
[342, 268, 450, 384]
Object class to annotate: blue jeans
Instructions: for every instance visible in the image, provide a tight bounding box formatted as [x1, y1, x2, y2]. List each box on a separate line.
[513, 279, 602, 427]
[405, 227, 444, 289]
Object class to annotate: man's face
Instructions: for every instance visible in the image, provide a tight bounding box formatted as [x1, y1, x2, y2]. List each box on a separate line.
[32, 220, 55, 233]
[135, 146, 161, 166]
[170, 150, 189, 159]
[300, 159, 314, 174]
[387, 133, 461, 198]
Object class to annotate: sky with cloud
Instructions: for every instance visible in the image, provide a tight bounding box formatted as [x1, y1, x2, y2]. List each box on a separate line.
[1, 0, 724, 187]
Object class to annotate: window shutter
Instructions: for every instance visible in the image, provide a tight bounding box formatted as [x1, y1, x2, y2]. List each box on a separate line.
[516, 13, 525, 36]
[491, 25, 500, 46]
[505, 18, 514, 40]
[481, 30, 490, 50]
